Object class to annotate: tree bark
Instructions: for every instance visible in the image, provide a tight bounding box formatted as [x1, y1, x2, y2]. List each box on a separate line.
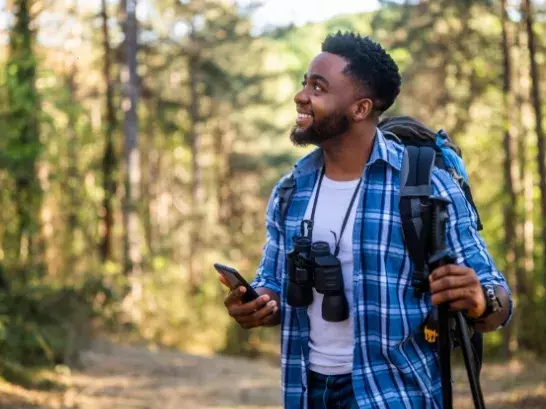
[522, 0, 546, 297]
[514, 15, 535, 351]
[187, 51, 202, 290]
[500, 0, 521, 357]
[511, 19, 533, 298]
[65, 58, 79, 270]
[100, 0, 117, 263]
[122, 0, 142, 277]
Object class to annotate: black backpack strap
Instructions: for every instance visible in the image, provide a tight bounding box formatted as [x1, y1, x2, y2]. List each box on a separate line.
[400, 146, 436, 296]
[277, 173, 296, 232]
[401, 146, 484, 374]
[460, 181, 483, 231]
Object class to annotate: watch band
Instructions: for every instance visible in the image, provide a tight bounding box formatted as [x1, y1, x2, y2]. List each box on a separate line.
[479, 285, 502, 320]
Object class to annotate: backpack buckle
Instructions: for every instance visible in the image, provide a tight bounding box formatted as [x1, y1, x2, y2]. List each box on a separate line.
[411, 270, 430, 297]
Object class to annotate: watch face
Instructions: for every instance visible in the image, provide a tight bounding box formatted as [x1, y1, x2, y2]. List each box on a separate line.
[483, 286, 501, 316]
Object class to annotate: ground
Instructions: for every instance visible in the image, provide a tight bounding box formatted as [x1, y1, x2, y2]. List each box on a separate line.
[0, 339, 545, 409]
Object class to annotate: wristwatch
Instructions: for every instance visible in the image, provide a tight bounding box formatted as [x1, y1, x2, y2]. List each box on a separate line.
[478, 285, 503, 319]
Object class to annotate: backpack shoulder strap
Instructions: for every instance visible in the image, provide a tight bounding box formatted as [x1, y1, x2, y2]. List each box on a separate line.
[400, 146, 436, 296]
[277, 173, 296, 230]
[401, 146, 484, 373]
[460, 181, 484, 231]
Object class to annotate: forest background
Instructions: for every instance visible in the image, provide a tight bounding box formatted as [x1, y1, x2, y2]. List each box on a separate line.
[0, 0, 545, 388]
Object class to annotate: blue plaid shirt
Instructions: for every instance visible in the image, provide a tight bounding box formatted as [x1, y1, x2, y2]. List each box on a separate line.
[251, 130, 511, 409]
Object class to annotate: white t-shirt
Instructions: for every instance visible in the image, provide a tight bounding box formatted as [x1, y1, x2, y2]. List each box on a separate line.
[304, 173, 361, 375]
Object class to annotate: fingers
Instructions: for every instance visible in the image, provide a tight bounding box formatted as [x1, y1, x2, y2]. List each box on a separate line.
[229, 294, 274, 318]
[431, 287, 481, 310]
[238, 301, 280, 329]
[262, 307, 280, 326]
[429, 264, 482, 310]
[429, 273, 477, 294]
[448, 299, 478, 312]
[429, 264, 470, 282]
[222, 284, 281, 329]
[431, 287, 467, 305]
[238, 300, 278, 322]
[251, 300, 279, 321]
[225, 292, 279, 329]
[224, 286, 247, 308]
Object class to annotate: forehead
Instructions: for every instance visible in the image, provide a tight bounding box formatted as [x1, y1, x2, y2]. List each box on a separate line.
[306, 52, 350, 84]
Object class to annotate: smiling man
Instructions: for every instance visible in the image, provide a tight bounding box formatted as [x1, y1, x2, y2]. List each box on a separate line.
[220, 32, 512, 409]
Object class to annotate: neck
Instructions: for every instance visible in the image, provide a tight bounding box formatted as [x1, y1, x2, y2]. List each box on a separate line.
[321, 125, 376, 181]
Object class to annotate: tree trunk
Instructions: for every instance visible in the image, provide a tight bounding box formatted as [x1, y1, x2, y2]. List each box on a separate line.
[7, 0, 42, 272]
[187, 52, 202, 290]
[214, 122, 229, 227]
[515, 15, 535, 351]
[122, 0, 142, 278]
[100, 0, 117, 263]
[141, 97, 162, 258]
[65, 58, 79, 271]
[500, 0, 521, 357]
[142, 100, 153, 256]
[522, 0, 546, 297]
[514, 19, 533, 298]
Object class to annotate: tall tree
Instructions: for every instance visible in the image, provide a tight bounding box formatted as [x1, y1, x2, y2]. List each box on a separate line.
[100, 0, 118, 263]
[64, 57, 80, 270]
[122, 0, 142, 277]
[522, 0, 546, 298]
[187, 25, 203, 290]
[5, 0, 42, 270]
[500, 0, 523, 356]
[515, 21, 534, 298]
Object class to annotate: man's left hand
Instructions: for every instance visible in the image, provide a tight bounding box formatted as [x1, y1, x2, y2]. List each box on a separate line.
[429, 264, 486, 319]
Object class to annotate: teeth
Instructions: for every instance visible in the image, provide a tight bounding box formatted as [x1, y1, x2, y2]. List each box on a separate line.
[297, 113, 312, 120]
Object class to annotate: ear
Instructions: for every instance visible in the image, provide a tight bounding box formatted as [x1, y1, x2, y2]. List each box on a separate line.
[351, 98, 374, 122]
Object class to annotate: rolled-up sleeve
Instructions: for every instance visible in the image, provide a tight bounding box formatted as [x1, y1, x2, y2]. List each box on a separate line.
[432, 169, 513, 326]
[250, 178, 287, 295]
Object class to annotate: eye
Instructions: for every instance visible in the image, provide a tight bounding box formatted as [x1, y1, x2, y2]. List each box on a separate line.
[301, 80, 306, 87]
[313, 83, 323, 92]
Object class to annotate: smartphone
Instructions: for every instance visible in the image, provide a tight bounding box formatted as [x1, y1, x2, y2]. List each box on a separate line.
[214, 263, 259, 303]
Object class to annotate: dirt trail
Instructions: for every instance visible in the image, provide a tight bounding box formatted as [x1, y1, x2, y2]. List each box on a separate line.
[1, 339, 545, 409]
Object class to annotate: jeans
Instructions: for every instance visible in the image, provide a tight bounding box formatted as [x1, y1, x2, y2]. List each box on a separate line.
[308, 370, 359, 409]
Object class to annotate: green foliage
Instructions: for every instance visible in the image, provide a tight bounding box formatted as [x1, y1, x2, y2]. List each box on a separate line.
[0, 274, 119, 371]
[3, 0, 43, 268]
[0, 358, 59, 390]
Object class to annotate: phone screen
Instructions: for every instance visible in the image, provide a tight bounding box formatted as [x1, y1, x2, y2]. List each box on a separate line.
[214, 263, 259, 303]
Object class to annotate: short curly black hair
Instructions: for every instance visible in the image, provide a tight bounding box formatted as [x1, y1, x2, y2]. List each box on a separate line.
[322, 31, 401, 113]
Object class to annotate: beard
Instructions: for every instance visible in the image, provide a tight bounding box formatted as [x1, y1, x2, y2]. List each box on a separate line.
[290, 111, 350, 147]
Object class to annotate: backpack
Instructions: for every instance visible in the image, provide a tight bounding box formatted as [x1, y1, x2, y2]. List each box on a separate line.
[276, 115, 483, 372]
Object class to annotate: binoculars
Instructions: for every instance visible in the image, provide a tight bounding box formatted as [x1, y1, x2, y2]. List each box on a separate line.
[286, 236, 349, 322]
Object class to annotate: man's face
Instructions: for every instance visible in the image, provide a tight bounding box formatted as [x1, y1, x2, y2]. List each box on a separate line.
[290, 52, 359, 147]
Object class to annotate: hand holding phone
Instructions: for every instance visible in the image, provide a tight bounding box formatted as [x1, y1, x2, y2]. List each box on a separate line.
[215, 263, 280, 329]
[214, 263, 259, 303]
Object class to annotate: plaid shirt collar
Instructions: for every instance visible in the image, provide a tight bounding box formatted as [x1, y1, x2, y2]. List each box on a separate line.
[292, 128, 403, 178]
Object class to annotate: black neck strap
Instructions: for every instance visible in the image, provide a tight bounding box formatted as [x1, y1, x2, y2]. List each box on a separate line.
[305, 167, 362, 257]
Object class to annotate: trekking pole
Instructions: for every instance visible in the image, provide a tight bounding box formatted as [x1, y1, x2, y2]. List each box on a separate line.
[428, 196, 486, 409]
[456, 311, 486, 409]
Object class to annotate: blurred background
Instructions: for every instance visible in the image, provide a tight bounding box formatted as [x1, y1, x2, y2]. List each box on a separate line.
[1, 0, 546, 407]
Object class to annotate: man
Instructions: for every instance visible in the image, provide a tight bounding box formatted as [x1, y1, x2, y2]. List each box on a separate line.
[219, 32, 512, 409]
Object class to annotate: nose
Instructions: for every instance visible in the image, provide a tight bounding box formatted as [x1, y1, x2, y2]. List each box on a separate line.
[294, 86, 309, 105]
